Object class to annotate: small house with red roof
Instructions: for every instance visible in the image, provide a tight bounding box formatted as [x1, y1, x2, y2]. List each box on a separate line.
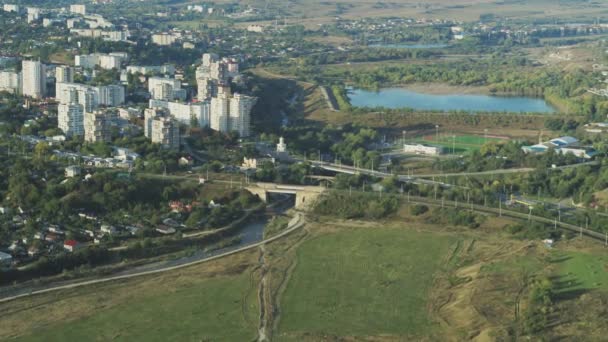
[63, 240, 82, 252]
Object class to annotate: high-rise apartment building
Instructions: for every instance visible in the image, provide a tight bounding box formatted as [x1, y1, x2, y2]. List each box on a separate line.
[229, 93, 256, 137]
[22, 60, 46, 99]
[75, 53, 127, 70]
[58, 103, 84, 136]
[148, 77, 185, 101]
[144, 108, 179, 149]
[0, 71, 21, 94]
[84, 110, 111, 143]
[55, 66, 74, 83]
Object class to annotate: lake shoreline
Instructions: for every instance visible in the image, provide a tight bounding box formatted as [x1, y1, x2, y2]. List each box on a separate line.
[347, 86, 557, 113]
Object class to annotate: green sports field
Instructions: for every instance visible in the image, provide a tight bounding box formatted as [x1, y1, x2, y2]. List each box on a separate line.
[415, 134, 507, 153]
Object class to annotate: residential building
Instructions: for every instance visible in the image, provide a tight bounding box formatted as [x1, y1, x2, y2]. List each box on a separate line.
[0, 71, 21, 94]
[63, 240, 81, 252]
[144, 108, 180, 149]
[3, 4, 19, 12]
[151, 117, 180, 149]
[75, 53, 127, 70]
[84, 110, 112, 143]
[55, 65, 75, 83]
[58, 102, 84, 136]
[149, 100, 210, 127]
[126, 65, 175, 75]
[105, 31, 129, 42]
[26, 7, 41, 23]
[65, 165, 82, 178]
[210, 95, 229, 132]
[229, 93, 256, 137]
[97, 84, 125, 106]
[151, 33, 177, 46]
[70, 4, 86, 15]
[22, 60, 46, 99]
[148, 77, 186, 101]
[56, 82, 124, 107]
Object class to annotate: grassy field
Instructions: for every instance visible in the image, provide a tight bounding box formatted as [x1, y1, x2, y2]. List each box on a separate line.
[553, 251, 608, 292]
[277, 226, 454, 339]
[0, 252, 260, 342]
[213, 0, 608, 28]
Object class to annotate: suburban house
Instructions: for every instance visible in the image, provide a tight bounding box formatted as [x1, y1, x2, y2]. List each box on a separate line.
[63, 240, 82, 252]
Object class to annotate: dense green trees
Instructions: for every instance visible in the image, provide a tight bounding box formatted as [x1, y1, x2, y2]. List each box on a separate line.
[313, 191, 399, 219]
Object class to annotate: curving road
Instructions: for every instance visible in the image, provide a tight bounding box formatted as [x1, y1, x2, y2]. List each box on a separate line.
[0, 214, 305, 304]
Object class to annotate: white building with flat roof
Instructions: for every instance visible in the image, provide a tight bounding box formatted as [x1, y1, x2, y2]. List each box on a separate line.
[148, 77, 185, 101]
[75, 53, 127, 70]
[151, 33, 177, 46]
[149, 99, 210, 127]
[0, 71, 21, 94]
[126, 65, 175, 75]
[84, 110, 112, 143]
[55, 65, 74, 83]
[22, 60, 46, 99]
[403, 143, 443, 155]
[58, 102, 84, 136]
[56, 82, 125, 107]
[3, 4, 19, 12]
[70, 4, 86, 15]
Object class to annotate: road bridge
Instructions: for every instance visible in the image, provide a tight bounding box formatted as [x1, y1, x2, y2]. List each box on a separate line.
[246, 182, 326, 210]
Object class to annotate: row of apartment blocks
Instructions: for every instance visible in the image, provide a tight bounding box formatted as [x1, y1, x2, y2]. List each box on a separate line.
[1, 55, 128, 98]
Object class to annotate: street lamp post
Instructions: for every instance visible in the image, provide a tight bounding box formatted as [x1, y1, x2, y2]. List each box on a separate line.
[435, 125, 439, 142]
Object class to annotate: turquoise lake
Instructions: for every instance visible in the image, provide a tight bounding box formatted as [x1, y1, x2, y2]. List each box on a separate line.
[348, 88, 556, 113]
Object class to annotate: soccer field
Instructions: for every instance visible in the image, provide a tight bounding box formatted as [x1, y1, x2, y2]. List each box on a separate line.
[416, 134, 508, 153]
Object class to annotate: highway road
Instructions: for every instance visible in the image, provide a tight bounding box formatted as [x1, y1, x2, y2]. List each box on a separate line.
[310, 160, 599, 180]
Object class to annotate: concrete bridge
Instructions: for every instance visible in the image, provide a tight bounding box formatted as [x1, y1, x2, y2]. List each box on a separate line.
[246, 182, 326, 210]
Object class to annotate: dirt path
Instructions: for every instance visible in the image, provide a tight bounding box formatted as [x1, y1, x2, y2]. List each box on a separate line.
[257, 245, 269, 341]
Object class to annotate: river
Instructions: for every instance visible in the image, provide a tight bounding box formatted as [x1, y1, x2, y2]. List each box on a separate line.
[348, 87, 556, 113]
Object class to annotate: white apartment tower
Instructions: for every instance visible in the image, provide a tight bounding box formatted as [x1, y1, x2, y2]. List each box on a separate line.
[0, 71, 21, 94]
[58, 103, 84, 136]
[84, 110, 111, 143]
[144, 108, 179, 149]
[22, 60, 46, 99]
[55, 66, 75, 83]
[151, 118, 180, 149]
[229, 94, 256, 137]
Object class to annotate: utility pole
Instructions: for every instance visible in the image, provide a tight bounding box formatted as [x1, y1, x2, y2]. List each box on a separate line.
[499, 199, 502, 217]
